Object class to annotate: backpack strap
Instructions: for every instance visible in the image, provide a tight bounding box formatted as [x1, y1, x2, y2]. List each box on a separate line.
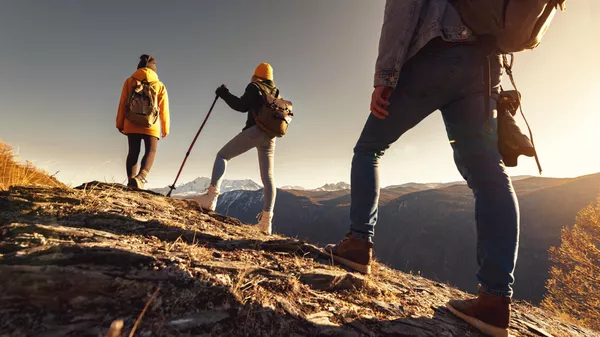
[252, 82, 280, 99]
[130, 76, 158, 86]
[502, 54, 542, 175]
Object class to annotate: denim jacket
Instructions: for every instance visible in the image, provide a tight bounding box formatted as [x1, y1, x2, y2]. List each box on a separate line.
[374, 0, 477, 88]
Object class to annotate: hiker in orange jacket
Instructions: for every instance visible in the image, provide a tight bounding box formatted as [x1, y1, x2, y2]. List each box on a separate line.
[116, 55, 170, 189]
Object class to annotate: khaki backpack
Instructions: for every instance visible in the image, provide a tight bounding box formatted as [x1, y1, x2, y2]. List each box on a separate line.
[126, 78, 160, 127]
[252, 83, 293, 138]
[453, 0, 567, 53]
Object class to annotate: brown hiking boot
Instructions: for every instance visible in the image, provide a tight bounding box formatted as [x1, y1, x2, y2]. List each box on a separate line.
[324, 232, 373, 274]
[131, 175, 146, 190]
[127, 178, 136, 188]
[446, 289, 511, 337]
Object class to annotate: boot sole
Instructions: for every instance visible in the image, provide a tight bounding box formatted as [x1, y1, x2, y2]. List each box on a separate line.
[446, 302, 510, 337]
[321, 248, 371, 274]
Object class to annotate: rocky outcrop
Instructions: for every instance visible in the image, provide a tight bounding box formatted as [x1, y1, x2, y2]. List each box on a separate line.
[0, 182, 596, 336]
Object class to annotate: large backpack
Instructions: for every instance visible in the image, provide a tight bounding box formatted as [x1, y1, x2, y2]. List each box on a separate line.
[126, 78, 160, 127]
[453, 0, 567, 53]
[252, 83, 293, 138]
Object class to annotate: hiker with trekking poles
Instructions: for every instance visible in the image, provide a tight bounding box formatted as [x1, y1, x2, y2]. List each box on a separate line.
[323, 1, 566, 337]
[187, 62, 292, 235]
[116, 54, 170, 190]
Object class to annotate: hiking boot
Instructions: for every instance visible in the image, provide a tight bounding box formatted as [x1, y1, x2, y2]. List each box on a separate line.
[127, 178, 136, 188]
[195, 185, 219, 211]
[256, 211, 273, 234]
[131, 175, 146, 190]
[446, 289, 511, 337]
[324, 232, 373, 274]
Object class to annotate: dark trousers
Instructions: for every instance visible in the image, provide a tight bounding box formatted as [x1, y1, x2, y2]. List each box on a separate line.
[126, 134, 158, 180]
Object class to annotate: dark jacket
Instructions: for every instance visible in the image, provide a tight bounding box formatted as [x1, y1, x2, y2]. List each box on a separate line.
[218, 80, 278, 131]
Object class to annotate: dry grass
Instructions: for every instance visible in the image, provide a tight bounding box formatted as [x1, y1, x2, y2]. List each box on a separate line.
[0, 141, 65, 191]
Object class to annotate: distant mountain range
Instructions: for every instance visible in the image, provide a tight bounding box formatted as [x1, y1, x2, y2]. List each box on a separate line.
[152, 177, 261, 197]
[280, 185, 306, 190]
[156, 178, 354, 197]
[314, 182, 351, 191]
[382, 175, 533, 190]
[214, 173, 600, 303]
[155, 175, 533, 197]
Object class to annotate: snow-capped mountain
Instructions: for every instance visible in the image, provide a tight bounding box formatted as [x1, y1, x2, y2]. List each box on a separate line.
[383, 182, 461, 191]
[152, 177, 261, 197]
[280, 185, 306, 190]
[314, 182, 350, 191]
[219, 179, 262, 193]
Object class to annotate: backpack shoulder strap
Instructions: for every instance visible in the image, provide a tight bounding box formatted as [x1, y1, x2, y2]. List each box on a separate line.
[251, 81, 264, 94]
[252, 81, 279, 97]
[251, 82, 267, 104]
[502, 54, 542, 175]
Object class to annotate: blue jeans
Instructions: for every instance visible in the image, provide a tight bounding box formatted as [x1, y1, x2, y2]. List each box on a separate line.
[350, 38, 520, 297]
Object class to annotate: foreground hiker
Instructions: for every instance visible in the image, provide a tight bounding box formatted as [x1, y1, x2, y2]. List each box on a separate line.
[323, 1, 557, 336]
[116, 55, 170, 189]
[196, 63, 291, 235]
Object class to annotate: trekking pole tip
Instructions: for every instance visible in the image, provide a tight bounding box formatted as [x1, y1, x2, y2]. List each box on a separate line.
[166, 185, 176, 197]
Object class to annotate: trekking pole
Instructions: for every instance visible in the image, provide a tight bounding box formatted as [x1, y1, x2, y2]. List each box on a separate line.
[166, 94, 219, 197]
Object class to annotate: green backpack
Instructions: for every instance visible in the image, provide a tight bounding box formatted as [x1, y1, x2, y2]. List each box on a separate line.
[453, 0, 567, 53]
[126, 78, 160, 127]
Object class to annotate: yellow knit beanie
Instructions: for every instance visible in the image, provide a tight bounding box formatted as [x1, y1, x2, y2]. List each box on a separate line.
[254, 62, 273, 81]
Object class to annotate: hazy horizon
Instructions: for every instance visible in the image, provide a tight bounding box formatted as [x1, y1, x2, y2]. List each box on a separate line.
[1, 1, 598, 189]
[152, 173, 575, 191]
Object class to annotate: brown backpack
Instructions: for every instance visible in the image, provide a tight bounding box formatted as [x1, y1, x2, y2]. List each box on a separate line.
[126, 78, 160, 127]
[252, 83, 293, 138]
[453, 0, 567, 53]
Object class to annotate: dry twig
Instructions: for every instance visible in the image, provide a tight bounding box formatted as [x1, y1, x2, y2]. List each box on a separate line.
[128, 287, 160, 337]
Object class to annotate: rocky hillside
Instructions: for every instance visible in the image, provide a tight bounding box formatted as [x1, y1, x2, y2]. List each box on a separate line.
[1, 183, 596, 337]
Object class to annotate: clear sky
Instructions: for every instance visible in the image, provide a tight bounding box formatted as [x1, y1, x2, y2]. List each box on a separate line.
[0, 0, 598, 189]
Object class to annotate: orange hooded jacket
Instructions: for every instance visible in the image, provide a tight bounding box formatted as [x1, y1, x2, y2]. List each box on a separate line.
[116, 68, 169, 139]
